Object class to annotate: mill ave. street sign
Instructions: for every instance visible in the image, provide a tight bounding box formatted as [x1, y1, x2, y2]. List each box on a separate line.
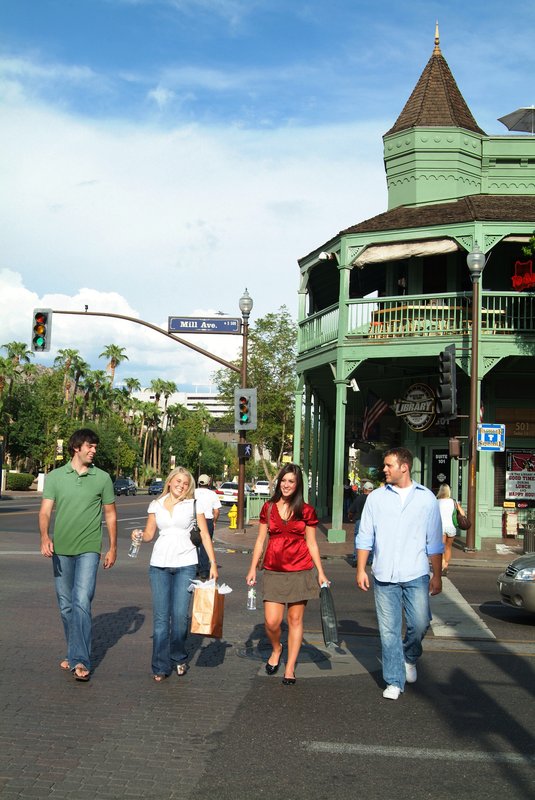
[168, 317, 241, 334]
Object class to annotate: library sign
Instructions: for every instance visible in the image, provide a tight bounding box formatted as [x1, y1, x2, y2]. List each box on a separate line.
[393, 383, 436, 433]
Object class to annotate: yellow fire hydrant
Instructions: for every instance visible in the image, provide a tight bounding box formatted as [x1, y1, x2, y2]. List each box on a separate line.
[228, 504, 238, 530]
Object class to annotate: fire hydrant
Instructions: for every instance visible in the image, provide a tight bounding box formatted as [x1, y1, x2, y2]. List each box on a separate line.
[228, 504, 238, 530]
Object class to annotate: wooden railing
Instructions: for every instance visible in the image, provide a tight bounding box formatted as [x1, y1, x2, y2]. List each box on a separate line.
[298, 292, 535, 353]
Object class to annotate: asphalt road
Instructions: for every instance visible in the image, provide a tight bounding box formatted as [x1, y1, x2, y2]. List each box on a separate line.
[1, 494, 534, 800]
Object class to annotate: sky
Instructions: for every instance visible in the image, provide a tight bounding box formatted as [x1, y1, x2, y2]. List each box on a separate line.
[2, 0, 535, 390]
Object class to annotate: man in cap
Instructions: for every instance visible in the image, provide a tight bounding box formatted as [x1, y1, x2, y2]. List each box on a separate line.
[348, 481, 374, 566]
[194, 474, 221, 579]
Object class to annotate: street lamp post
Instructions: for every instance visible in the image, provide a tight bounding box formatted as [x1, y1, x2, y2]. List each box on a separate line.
[237, 288, 253, 532]
[116, 435, 122, 480]
[466, 242, 486, 551]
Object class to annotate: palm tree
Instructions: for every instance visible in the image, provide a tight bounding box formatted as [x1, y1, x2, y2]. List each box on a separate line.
[99, 344, 129, 387]
[2, 341, 33, 367]
[54, 348, 81, 403]
[124, 377, 141, 395]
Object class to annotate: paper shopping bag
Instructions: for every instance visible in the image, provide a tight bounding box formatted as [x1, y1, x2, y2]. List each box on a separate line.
[190, 586, 224, 639]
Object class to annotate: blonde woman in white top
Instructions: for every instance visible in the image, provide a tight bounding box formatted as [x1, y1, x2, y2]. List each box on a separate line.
[436, 483, 464, 575]
[132, 466, 218, 681]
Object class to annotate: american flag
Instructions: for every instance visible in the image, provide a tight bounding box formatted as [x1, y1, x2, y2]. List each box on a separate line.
[362, 391, 389, 441]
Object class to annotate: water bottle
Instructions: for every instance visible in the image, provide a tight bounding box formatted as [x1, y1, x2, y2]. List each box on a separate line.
[246, 586, 257, 611]
[128, 529, 143, 559]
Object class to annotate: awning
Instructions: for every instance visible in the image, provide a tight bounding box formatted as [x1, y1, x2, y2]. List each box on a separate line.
[352, 238, 459, 267]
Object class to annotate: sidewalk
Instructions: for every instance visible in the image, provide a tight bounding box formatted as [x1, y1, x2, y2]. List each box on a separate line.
[215, 518, 523, 568]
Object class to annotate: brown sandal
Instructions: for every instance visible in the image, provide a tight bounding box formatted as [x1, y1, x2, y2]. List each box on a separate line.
[73, 664, 90, 681]
[60, 659, 70, 671]
[152, 674, 168, 682]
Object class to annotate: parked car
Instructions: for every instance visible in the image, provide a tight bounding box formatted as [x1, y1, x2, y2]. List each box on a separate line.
[148, 479, 164, 496]
[113, 478, 137, 496]
[254, 480, 271, 496]
[497, 553, 535, 613]
[215, 481, 239, 505]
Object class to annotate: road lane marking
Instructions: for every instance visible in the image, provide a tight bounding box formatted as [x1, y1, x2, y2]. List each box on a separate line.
[304, 741, 535, 764]
[430, 577, 496, 639]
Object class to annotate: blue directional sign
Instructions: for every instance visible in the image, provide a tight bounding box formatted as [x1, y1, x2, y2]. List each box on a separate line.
[477, 423, 506, 452]
[168, 317, 241, 334]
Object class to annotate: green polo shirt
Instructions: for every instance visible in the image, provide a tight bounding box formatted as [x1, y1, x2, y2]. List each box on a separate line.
[43, 462, 115, 556]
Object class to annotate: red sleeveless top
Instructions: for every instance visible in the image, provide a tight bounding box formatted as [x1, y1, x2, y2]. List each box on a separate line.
[260, 501, 318, 572]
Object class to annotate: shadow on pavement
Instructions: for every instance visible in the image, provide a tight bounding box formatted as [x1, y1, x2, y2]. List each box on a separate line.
[92, 605, 145, 671]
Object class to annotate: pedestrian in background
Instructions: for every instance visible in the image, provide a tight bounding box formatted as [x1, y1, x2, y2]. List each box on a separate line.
[348, 481, 374, 565]
[195, 474, 221, 580]
[343, 477, 354, 521]
[356, 447, 443, 700]
[246, 463, 329, 685]
[39, 428, 117, 682]
[133, 466, 218, 682]
[436, 483, 463, 576]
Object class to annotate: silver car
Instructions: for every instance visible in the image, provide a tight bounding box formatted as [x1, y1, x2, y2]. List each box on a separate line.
[497, 553, 535, 614]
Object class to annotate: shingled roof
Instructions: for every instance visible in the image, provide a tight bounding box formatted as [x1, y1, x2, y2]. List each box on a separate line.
[342, 195, 535, 236]
[385, 28, 486, 137]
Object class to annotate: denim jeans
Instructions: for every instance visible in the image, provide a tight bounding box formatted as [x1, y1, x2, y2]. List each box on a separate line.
[149, 564, 197, 676]
[53, 552, 100, 671]
[373, 574, 431, 690]
[197, 518, 214, 575]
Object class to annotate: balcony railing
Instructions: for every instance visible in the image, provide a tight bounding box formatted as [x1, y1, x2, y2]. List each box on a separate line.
[298, 292, 535, 353]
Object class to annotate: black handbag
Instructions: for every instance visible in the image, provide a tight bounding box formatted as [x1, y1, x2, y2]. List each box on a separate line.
[319, 584, 339, 648]
[190, 500, 202, 547]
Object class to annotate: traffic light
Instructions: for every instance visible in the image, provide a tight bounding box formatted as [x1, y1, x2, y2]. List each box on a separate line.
[234, 388, 257, 432]
[31, 309, 53, 352]
[436, 344, 457, 419]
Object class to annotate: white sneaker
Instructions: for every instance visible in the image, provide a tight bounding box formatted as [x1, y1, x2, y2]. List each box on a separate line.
[382, 685, 401, 700]
[405, 662, 417, 683]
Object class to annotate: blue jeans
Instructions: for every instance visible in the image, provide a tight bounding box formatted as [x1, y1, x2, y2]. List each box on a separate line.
[149, 564, 197, 676]
[373, 574, 431, 690]
[53, 552, 100, 671]
[197, 518, 214, 575]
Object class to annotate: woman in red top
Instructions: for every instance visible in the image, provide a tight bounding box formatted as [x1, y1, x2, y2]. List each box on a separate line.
[246, 464, 329, 685]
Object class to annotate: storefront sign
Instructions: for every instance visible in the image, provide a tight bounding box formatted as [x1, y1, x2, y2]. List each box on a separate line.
[505, 449, 535, 501]
[393, 383, 436, 432]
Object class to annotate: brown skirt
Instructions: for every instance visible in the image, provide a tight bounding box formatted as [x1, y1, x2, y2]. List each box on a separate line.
[262, 568, 318, 604]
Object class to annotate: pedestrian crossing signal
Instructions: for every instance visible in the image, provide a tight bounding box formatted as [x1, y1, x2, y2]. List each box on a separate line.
[234, 388, 257, 432]
[31, 309, 53, 352]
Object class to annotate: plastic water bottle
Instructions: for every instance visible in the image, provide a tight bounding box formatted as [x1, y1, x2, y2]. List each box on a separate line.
[128, 529, 143, 559]
[246, 586, 257, 611]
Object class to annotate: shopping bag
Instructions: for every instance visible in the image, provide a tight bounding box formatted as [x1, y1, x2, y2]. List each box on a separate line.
[190, 585, 224, 639]
[319, 584, 339, 648]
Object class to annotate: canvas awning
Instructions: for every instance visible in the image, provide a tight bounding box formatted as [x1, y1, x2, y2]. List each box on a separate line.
[352, 238, 459, 267]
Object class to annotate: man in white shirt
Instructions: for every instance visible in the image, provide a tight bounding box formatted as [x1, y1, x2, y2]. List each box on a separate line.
[356, 447, 443, 700]
[195, 474, 221, 579]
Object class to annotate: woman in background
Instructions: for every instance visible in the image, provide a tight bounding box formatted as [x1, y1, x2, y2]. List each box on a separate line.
[246, 464, 328, 685]
[133, 466, 218, 681]
[436, 483, 464, 576]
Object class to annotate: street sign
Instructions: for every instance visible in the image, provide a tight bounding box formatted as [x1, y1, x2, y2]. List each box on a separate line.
[168, 317, 241, 334]
[477, 423, 506, 452]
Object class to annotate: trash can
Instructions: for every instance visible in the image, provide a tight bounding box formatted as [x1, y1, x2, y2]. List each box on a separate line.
[523, 526, 535, 554]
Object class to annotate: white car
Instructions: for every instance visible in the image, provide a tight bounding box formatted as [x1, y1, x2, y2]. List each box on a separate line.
[254, 480, 271, 496]
[215, 482, 239, 505]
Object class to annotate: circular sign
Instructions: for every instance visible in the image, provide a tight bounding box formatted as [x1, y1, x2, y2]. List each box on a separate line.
[393, 383, 436, 432]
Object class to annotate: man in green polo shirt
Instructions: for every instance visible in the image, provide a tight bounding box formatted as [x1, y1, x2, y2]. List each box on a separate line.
[39, 428, 117, 681]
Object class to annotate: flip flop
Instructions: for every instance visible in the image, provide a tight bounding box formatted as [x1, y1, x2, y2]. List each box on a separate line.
[73, 664, 90, 682]
[152, 674, 168, 682]
[60, 659, 70, 671]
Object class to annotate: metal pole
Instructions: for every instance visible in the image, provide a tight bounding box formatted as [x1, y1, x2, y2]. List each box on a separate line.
[466, 273, 481, 551]
[236, 316, 248, 532]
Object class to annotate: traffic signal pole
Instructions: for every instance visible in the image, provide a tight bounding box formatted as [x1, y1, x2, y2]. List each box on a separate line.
[52, 310, 241, 374]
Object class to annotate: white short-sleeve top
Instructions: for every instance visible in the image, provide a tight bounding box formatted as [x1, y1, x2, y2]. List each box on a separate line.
[148, 495, 198, 568]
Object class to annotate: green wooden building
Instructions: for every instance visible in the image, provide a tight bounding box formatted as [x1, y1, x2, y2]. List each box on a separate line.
[294, 29, 535, 547]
